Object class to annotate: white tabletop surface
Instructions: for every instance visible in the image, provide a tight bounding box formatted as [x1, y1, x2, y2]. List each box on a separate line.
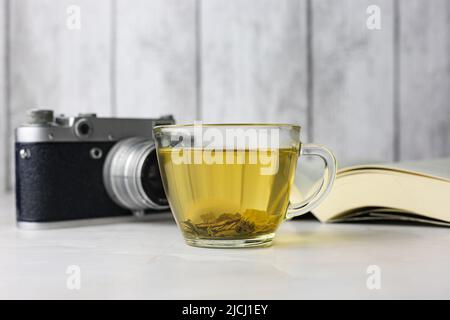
[0, 193, 449, 300]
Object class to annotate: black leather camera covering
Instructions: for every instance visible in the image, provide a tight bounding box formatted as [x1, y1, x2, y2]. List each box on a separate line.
[15, 142, 135, 222]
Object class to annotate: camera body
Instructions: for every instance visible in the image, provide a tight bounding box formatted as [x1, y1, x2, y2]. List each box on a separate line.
[15, 109, 175, 228]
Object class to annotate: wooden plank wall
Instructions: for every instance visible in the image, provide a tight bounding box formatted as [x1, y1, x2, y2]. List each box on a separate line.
[200, 0, 309, 133]
[312, 0, 395, 165]
[0, 0, 6, 193]
[1, 0, 450, 191]
[115, 0, 197, 120]
[399, 0, 450, 160]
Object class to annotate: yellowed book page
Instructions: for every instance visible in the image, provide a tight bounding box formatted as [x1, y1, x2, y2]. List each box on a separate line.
[312, 170, 450, 223]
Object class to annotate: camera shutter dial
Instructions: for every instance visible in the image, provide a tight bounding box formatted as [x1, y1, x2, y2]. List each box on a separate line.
[27, 109, 54, 125]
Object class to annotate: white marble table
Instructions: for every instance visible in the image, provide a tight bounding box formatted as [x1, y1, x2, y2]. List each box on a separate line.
[0, 193, 449, 299]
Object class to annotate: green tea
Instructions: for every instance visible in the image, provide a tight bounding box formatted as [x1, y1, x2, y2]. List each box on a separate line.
[157, 148, 299, 241]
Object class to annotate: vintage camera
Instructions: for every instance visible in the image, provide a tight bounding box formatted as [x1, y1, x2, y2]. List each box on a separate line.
[15, 109, 175, 228]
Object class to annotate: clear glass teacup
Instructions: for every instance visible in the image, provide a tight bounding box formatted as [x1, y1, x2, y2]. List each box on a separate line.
[153, 123, 336, 248]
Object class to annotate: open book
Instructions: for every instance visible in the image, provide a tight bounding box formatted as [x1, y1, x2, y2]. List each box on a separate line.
[293, 158, 450, 226]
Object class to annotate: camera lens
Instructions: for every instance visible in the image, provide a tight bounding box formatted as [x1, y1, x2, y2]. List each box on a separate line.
[140, 151, 167, 207]
[103, 137, 169, 211]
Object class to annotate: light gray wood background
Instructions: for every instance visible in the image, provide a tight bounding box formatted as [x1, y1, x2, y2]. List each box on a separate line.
[1, 0, 449, 191]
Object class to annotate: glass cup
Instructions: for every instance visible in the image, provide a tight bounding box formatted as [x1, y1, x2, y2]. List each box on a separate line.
[153, 123, 336, 248]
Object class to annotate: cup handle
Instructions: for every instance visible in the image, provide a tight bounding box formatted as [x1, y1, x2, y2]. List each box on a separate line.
[285, 144, 337, 219]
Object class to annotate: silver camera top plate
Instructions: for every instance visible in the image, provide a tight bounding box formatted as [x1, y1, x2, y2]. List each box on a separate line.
[15, 110, 175, 143]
